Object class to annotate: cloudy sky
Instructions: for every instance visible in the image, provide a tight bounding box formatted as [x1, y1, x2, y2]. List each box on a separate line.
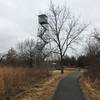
[0, 0, 100, 53]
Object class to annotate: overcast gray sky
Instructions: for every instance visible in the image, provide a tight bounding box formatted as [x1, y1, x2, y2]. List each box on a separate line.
[0, 0, 100, 53]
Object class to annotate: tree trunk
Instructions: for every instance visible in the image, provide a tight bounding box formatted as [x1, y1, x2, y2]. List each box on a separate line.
[60, 55, 64, 74]
[29, 58, 33, 68]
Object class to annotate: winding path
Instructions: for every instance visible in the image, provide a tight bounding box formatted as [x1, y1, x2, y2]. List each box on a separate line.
[53, 71, 85, 100]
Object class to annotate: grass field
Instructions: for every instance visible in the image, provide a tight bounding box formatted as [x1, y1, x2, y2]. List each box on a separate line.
[80, 78, 100, 100]
[16, 68, 75, 100]
[0, 66, 50, 100]
[0, 66, 79, 100]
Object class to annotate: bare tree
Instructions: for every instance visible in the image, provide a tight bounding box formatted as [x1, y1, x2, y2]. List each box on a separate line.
[17, 39, 51, 67]
[92, 28, 100, 42]
[6, 48, 17, 65]
[84, 32, 100, 81]
[17, 39, 36, 67]
[35, 40, 53, 64]
[0, 54, 7, 64]
[48, 3, 87, 73]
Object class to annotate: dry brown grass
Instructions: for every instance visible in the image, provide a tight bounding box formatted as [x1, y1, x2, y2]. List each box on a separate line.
[0, 66, 51, 100]
[80, 78, 100, 100]
[17, 68, 75, 100]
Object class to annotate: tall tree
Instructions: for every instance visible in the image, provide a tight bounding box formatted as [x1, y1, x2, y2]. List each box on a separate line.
[48, 2, 87, 74]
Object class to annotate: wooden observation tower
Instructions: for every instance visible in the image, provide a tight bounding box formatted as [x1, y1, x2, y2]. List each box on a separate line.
[37, 14, 49, 51]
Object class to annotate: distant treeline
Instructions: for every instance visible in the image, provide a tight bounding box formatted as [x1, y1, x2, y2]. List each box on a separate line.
[0, 39, 50, 67]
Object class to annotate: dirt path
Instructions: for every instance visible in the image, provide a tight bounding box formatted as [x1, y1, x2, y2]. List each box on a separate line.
[53, 71, 85, 100]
